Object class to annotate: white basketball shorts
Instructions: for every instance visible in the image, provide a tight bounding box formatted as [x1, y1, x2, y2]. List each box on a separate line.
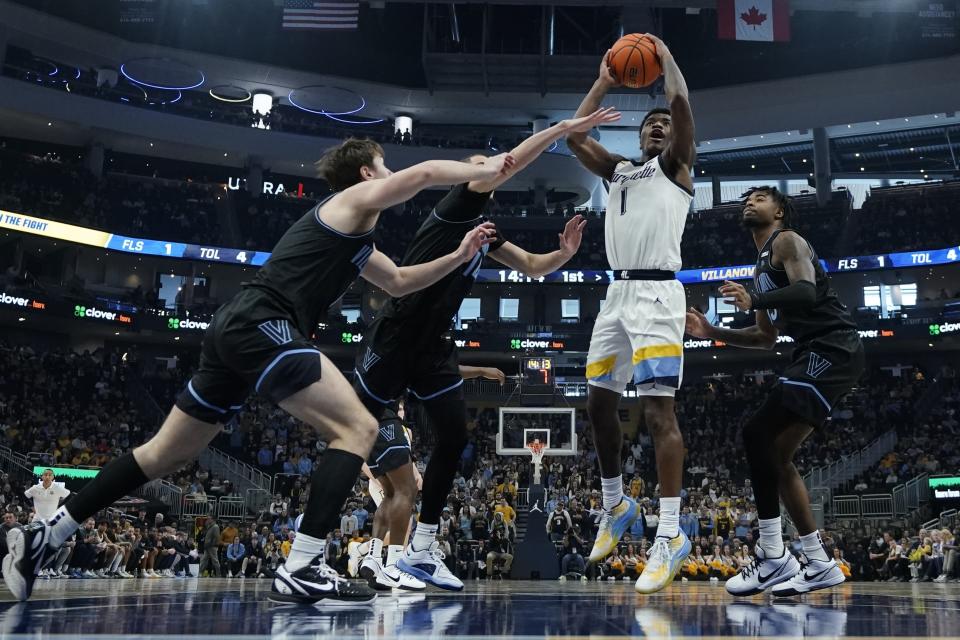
[585, 279, 686, 396]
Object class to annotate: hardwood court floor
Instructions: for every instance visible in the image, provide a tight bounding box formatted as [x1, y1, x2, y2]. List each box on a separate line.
[1, 577, 958, 639]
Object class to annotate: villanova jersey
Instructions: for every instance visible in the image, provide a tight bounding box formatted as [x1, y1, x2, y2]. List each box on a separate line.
[754, 229, 857, 343]
[606, 155, 692, 272]
[380, 183, 506, 342]
[243, 195, 375, 337]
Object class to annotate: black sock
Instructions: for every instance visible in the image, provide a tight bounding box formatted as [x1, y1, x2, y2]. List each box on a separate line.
[298, 448, 364, 539]
[65, 452, 150, 523]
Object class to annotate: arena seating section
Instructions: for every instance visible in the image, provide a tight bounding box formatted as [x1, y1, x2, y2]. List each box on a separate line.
[4, 332, 957, 582]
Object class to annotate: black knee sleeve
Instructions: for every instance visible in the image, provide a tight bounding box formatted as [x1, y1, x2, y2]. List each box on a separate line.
[418, 395, 468, 524]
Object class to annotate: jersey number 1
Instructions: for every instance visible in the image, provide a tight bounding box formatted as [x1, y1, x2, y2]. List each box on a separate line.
[620, 186, 628, 216]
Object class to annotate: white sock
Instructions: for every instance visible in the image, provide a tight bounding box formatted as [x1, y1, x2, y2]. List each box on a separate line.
[368, 537, 384, 561]
[47, 507, 80, 548]
[285, 533, 326, 572]
[800, 531, 829, 562]
[758, 517, 784, 556]
[601, 476, 624, 511]
[657, 497, 681, 539]
[410, 522, 438, 552]
[386, 545, 404, 566]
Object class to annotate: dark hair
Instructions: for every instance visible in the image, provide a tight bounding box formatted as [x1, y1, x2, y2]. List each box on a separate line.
[742, 185, 794, 228]
[315, 138, 385, 191]
[639, 107, 671, 131]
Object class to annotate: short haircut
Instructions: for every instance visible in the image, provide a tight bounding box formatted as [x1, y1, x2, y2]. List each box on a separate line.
[640, 107, 672, 131]
[42, 468, 53, 474]
[742, 185, 794, 228]
[315, 138, 385, 191]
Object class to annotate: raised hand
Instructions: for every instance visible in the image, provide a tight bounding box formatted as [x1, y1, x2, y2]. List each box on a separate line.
[718, 280, 752, 312]
[598, 49, 623, 88]
[455, 222, 497, 261]
[564, 107, 622, 134]
[479, 153, 517, 179]
[558, 214, 587, 257]
[641, 33, 671, 63]
[685, 307, 714, 338]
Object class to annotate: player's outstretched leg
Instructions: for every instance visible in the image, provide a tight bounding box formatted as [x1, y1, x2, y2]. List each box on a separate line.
[2, 408, 221, 601]
[397, 395, 466, 590]
[586, 386, 640, 563]
[271, 367, 380, 606]
[634, 397, 690, 594]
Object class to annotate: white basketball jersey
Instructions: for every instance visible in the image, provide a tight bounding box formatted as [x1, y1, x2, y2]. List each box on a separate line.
[605, 155, 692, 272]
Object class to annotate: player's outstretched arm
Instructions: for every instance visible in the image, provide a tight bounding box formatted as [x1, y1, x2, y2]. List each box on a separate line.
[468, 108, 621, 193]
[340, 154, 515, 213]
[685, 306, 778, 350]
[643, 35, 695, 175]
[566, 51, 627, 180]
[360, 223, 496, 297]
[458, 366, 506, 384]
[488, 215, 587, 278]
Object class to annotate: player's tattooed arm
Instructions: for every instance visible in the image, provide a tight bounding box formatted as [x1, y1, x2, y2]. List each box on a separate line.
[488, 215, 587, 278]
[737, 232, 817, 311]
[643, 35, 696, 181]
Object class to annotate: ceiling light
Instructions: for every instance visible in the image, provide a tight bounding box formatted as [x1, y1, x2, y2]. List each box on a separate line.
[855, 152, 860, 157]
[910, 147, 915, 152]
[860, 167, 865, 171]
[252, 92, 273, 116]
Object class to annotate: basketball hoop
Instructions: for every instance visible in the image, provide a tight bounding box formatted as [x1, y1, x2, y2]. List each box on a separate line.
[527, 439, 548, 485]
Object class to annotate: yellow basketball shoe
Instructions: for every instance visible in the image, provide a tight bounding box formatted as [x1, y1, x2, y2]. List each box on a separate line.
[634, 531, 691, 594]
[588, 496, 640, 563]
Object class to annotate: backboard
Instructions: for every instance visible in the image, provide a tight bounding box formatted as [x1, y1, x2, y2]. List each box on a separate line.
[496, 407, 576, 456]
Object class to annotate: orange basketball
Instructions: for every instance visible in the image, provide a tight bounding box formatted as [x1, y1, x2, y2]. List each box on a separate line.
[607, 34, 661, 89]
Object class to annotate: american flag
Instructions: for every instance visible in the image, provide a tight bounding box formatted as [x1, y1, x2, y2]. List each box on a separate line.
[282, 0, 359, 30]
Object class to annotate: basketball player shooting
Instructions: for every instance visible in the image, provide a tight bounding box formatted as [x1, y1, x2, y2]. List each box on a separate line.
[566, 34, 695, 595]
[686, 186, 864, 597]
[358, 365, 505, 591]
[353, 107, 618, 591]
[1, 140, 514, 606]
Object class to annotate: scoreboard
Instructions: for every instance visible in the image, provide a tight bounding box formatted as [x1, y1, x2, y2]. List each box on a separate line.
[522, 357, 554, 386]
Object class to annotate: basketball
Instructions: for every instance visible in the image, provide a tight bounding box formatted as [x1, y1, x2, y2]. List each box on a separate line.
[607, 33, 661, 89]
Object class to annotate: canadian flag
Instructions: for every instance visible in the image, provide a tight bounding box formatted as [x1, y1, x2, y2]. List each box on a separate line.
[717, 0, 791, 42]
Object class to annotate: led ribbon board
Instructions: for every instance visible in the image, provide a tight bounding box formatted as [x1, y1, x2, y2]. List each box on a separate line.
[2, 210, 958, 280]
[33, 466, 100, 479]
[929, 476, 960, 500]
